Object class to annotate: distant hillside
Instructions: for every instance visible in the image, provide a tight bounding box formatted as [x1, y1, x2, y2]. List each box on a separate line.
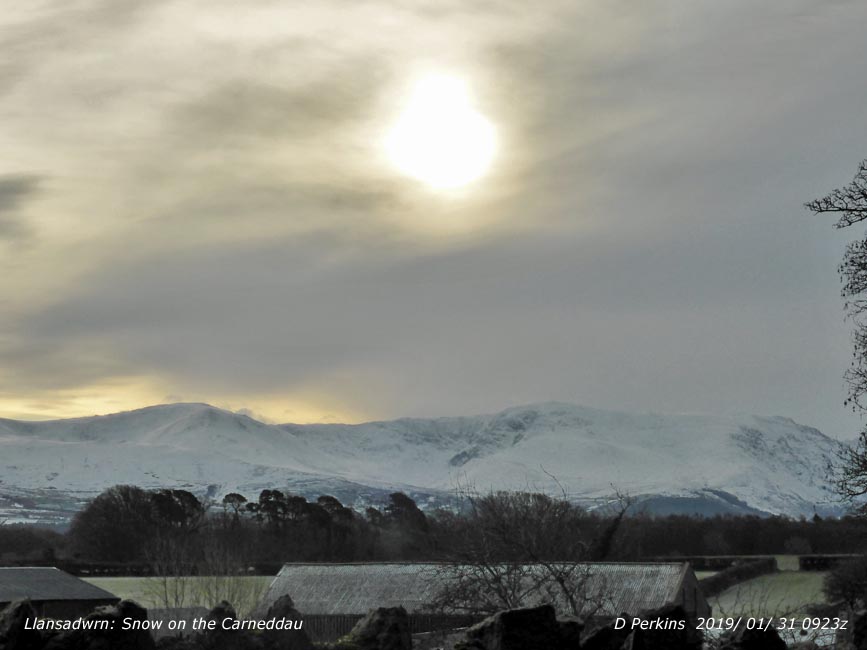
[0, 401, 845, 524]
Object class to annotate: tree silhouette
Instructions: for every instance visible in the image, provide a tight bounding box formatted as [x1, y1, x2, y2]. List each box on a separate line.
[68, 485, 156, 561]
[807, 160, 867, 508]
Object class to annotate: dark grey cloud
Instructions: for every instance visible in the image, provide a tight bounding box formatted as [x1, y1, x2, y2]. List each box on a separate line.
[144, 71, 407, 230]
[171, 71, 389, 145]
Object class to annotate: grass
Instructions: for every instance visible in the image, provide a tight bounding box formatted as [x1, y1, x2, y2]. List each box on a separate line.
[704, 555, 827, 617]
[83, 576, 272, 614]
[708, 571, 828, 618]
[773, 555, 801, 572]
[83, 577, 159, 607]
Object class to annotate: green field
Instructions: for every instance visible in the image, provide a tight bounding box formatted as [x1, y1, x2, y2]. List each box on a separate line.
[84, 576, 273, 616]
[773, 555, 801, 572]
[708, 571, 828, 617]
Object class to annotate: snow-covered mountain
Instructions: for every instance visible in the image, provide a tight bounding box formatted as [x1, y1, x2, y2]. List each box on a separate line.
[0, 402, 846, 525]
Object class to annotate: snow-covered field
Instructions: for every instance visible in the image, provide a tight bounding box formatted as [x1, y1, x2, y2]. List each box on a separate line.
[0, 401, 845, 524]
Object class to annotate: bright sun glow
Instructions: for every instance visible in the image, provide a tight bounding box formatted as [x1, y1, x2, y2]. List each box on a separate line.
[386, 75, 496, 189]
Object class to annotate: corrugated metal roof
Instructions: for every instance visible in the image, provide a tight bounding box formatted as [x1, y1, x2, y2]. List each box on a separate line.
[579, 562, 688, 616]
[259, 562, 690, 617]
[0, 567, 119, 603]
[260, 563, 445, 617]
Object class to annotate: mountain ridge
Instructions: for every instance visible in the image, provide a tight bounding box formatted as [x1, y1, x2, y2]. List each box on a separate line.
[0, 401, 846, 525]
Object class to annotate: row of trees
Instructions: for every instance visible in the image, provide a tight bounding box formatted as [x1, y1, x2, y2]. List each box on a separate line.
[614, 512, 867, 558]
[63, 485, 434, 565]
[61, 486, 441, 615]
[4, 489, 867, 569]
[0, 486, 867, 566]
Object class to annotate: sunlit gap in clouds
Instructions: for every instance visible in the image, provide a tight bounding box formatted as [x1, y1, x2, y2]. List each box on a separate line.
[384, 73, 497, 191]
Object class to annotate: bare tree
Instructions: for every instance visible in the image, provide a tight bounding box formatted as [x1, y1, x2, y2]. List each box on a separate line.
[824, 555, 867, 610]
[807, 160, 867, 510]
[193, 531, 263, 618]
[144, 533, 198, 610]
[145, 503, 263, 617]
[426, 489, 629, 618]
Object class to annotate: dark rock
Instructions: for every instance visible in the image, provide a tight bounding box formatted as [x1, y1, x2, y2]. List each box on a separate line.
[457, 605, 571, 650]
[155, 638, 199, 650]
[43, 599, 156, 650]
[264, 595, 295, 618]
[629, 604, 701, 650]
[206, 601, 237, 627]
[262, 595, 312, 650]
[200, 601, 258, 650]
[341, 607, 411, 650]
[557, 618, 583, 648]
[0, 600, 41, 650]
[855, 610, 867, 650]
[718, 625, 787, 650]
[111, 600, 158, 650]
[579, 616, 632, 650]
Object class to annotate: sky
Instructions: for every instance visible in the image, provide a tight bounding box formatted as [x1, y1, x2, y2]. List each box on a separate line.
[2, 1, 867, 437]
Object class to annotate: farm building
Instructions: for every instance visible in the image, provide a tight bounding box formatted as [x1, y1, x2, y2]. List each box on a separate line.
[256, 562, 710, 642]
[0, 567, 119, 619]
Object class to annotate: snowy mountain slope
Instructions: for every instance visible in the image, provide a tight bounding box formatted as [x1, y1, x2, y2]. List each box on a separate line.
[0, 402, 846, 523]
[281, 403, 844, 516]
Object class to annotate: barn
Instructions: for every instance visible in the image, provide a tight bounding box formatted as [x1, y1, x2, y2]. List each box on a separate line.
[0, 567, 119, 619]
[256, 562, 710, 642]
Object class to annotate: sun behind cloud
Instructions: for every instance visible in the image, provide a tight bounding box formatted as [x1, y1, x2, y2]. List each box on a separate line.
[385, 74, 496, 190]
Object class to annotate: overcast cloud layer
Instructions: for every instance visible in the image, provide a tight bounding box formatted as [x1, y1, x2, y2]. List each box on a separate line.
[1, 0, 866, 435]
